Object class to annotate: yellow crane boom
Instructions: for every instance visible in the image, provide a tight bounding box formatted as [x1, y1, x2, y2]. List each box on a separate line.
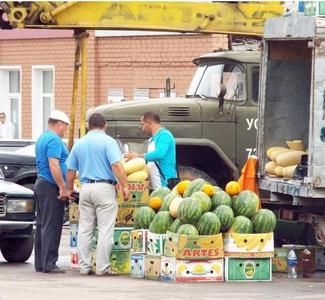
[0, 1, 284, 149]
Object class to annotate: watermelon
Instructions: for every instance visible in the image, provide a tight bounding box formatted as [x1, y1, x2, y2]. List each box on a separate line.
[191, 191, 212, 213]
[183, 178, 206, 197]
[150, 186, 171, 200]
[252, 209, 277, 233]
[232, 190, 260, 218]
[213, 205, 234, 232]
[177, 224, 198, 236]
[230, 216, 253, 234]
[160, 192, 178, 211]
[196, 212, 220, 235]
[177, 197, 203, 224]
[149, 211, 174, 234]
[211, 190, 232, 210]
[169, 218, 184, 233]
[133, 206, 156, 229]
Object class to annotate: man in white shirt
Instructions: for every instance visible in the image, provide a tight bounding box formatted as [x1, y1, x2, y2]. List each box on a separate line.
[0, 112, 15, 139]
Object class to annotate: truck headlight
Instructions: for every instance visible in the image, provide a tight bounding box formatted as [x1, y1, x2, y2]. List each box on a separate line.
[6, 199, 34, 213]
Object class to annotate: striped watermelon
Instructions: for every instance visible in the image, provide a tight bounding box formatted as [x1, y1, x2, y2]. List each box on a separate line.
[177, 197, 203, 224]
[230, 216, 253, 234]
[211, 190, 232, 210]
[133, 206, 156, 229]
[196, 212, 221, 235]
[191, 191, 212, 213]
[213, 205, 234, 232]
[149, 211, 174, 234]
[232, 190, 260, 218]
[177, 224, 199, 236]
[169, 218, 184, 233]
[150, 186, 171, 200]
[160, 192, 178, 211]
[183, 178, 206, 197]
[252, 209, 277, 233]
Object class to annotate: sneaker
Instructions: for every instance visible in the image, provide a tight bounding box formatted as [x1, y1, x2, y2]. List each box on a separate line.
[80, 269, 93, 276]
[96, 266, 119, 276]
[46, 266, 66, 274]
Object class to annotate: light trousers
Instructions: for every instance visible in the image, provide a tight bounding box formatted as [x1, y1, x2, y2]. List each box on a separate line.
[77, 182, 118, 273]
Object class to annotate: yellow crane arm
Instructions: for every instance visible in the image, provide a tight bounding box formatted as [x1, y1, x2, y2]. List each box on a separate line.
[0, 1, 284, 36]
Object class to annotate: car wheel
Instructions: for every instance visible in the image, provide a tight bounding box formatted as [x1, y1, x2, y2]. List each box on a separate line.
[0, 235, 34, 263]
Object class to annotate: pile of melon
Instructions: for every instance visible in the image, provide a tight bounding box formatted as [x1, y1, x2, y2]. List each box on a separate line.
[122, 157, 149, 181]
[265, 140, 306, 179]
[133, 179, 277, 236]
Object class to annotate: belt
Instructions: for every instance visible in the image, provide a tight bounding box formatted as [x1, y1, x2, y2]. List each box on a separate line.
[87, 179, 117, 185]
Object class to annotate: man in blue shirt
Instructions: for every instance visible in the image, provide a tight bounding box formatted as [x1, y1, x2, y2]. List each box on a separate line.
[124, 111, 177, 189]
[66, 113, 129, 276]
[34, 110, 70, 274]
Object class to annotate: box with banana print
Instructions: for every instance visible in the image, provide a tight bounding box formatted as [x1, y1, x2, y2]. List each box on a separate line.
[116, 181, 150, 205]
[223, 232, 274, 257]
[160, 256, 224, 282]
[164, 231, 224, 260]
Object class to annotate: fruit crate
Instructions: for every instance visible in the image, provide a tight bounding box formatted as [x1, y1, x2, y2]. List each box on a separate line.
[144, 255, 161, 280]
[130, 254, 145, 278]
[116, 181, 150, 205]
[131, 229, 148, 254]
[225, 257, 272, 282]
[223, 232, 274, 257]
[164, 231, 224, 260]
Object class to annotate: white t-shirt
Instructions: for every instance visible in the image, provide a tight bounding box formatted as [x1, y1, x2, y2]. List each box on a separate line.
[0, 122, 15, 139]
[147, 139, 161, 189]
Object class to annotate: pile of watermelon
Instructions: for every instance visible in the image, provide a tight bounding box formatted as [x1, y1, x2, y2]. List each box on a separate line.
[133, 178, 277, 236]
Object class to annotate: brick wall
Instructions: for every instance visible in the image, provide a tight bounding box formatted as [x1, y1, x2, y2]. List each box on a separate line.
[0, 32, 227, 138]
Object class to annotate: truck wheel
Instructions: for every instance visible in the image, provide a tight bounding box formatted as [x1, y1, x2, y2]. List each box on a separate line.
[178, 165, 216, 185]
[0, 236, 34, 263]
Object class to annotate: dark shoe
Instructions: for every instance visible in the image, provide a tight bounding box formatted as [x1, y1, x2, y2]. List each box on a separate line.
[46, 266, 66, 274]
[96, 266, 119, 276]
[80, 269, 93, 276]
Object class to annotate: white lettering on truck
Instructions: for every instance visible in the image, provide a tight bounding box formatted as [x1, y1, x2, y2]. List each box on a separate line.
[246, 118, 258, 131]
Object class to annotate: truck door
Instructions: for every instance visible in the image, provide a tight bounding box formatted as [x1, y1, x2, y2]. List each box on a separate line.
[235, 64, 259, 169]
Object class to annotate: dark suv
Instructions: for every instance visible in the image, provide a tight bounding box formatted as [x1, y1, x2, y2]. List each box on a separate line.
[0, 168, 35, 262]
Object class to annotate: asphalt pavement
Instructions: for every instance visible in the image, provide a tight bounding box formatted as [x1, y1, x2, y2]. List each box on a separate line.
[1, 227, 325, 300]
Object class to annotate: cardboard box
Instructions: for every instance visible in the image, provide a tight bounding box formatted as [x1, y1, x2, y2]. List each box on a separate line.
[116, 206, 138, 227]
[225, 257, 272, 282]
[69, 202, 79, 223]
[147, 232, 165, 256]
[91, 227, 98, 250]
[272, 247, 288, 273]
[131, 229, 148, 254]
[144, 255, 161, 280]
[164, 231, 224, 260]
[316, 247, 325, 270]
[116, 181, 149, 205]
[160, 256, 224, 282]
[70, 223, 78, 248]
[113, 228, 132, 251]
[130, 254, 145, 278]
[223, 232, 274, 257]
[110, 250, 131, 274]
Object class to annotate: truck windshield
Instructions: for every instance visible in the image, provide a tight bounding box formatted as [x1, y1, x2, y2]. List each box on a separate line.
[187, 63, 246, 101]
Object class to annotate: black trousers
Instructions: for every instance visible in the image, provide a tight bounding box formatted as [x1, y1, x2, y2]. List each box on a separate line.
[34, 178, 65, 272]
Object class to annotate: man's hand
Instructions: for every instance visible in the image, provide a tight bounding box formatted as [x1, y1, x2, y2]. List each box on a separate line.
[121, 186, 130, 201]
[123, 151, 139, 161]
[58, 187, 70, 201]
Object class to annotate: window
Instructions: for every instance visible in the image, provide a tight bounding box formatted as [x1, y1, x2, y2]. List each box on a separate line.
[187, 63, 246, 102]
[32, 66, 54, 139]
[108, 89, 124, 103]
[133, 89, 149, 100]
[0, 67, 21, 139]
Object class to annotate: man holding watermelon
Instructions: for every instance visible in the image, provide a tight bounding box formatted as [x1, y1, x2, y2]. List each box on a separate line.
[124, 111, 178, 189]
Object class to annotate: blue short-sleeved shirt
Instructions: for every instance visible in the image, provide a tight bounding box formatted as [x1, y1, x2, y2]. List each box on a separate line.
[144, 127, 177, 186]
[66, 130, 122, 184]
[35, 130, 69, 185]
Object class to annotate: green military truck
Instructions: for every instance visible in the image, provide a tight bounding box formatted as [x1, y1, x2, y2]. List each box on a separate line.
[88, 50, 260, 188]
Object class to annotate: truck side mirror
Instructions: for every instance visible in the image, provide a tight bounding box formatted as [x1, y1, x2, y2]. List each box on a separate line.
[218, 83, 227, 110]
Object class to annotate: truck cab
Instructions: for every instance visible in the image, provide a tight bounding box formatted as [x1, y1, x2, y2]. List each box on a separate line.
[0, 168, 35, 262]
[89, 50, 260, 188]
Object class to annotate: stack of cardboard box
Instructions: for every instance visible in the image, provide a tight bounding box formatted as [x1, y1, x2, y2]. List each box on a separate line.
[223, 232, 274, 282]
